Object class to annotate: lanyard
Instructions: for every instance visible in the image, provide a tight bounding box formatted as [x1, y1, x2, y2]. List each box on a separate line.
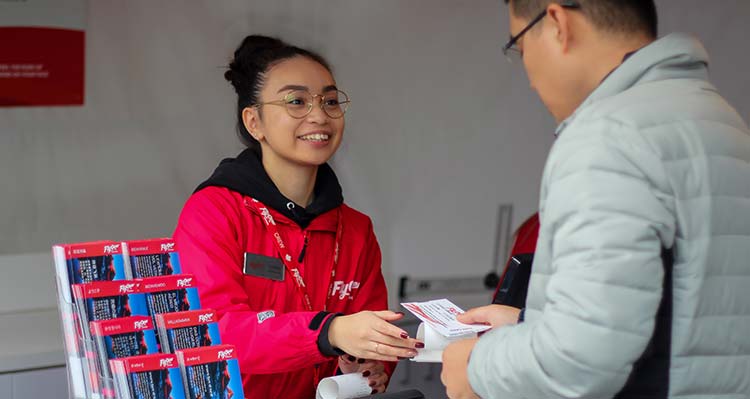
[245, 198, 342, 312]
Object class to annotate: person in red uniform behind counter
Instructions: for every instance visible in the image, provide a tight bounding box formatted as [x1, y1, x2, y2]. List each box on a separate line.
[173, 35, 422, 399]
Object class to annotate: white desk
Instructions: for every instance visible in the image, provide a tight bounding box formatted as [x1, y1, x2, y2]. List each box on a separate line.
[0, 309, 65, 373]
[0, 253, 68, 398]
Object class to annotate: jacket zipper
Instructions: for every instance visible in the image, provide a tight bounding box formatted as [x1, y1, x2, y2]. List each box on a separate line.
[298, 233, 309, 263]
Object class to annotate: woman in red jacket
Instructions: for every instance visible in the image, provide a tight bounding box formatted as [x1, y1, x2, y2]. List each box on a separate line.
[173, 35, 421, 398]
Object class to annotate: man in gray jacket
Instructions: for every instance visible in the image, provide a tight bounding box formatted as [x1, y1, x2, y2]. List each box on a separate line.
[441, 1, 750, 398]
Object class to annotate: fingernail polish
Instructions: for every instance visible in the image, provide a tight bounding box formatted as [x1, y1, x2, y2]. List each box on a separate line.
[415, 342, 425, 349]
[357, 358, 365, 364]
[369, 381, 376, 387]
[347, 355, 356, 362]
[372, 389, 378, 394]
[400, 332, 409, 339]
[362, 370, 371, 377]
[397, 356, 408, 360]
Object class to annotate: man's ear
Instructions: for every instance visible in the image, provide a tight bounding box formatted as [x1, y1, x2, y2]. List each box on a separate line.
[242, 107, 264, 141]
[545, 3, 573, 54]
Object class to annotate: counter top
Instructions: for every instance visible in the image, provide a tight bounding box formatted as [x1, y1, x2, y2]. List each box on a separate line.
[0, 309, 65, 373]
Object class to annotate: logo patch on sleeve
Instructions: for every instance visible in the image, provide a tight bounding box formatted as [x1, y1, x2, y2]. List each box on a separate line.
[257, 310, 275, 324]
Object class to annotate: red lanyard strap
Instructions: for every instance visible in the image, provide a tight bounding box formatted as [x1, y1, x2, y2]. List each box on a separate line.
[245, 198, 342, 311]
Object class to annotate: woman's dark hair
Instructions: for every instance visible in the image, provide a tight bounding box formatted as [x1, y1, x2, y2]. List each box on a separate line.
[224, 35, 332, 151]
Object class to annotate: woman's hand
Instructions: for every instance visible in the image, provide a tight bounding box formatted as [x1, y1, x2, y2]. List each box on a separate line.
[328, 310, 423, 362]
[337, 356, 389, 394]
[337, 354, 361, 374]
[359, 359, 388, 394]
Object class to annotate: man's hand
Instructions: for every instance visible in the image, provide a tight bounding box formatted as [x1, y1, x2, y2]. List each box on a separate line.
[441, 337, 480, 399]
[457, 304, 521, 329]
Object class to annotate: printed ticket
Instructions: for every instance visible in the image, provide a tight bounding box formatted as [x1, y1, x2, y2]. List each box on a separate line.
[401, 298, 491, 338]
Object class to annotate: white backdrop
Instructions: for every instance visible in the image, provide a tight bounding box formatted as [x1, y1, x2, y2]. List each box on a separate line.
[1, 0, 749, 304]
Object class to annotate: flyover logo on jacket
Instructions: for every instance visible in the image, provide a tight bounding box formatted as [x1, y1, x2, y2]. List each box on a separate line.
[331, 280, 360, 300]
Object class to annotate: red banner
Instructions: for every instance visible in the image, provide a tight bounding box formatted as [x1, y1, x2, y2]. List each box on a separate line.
[0, 27, 85, 106]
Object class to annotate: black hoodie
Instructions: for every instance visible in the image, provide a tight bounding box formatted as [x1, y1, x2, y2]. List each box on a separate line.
[195, 149, 344, 229]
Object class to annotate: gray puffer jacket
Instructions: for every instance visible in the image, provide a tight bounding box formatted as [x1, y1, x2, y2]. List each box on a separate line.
[468, 33, 750, 399]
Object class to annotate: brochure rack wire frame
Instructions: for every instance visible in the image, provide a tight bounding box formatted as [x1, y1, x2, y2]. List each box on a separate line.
[53, 251, 139, 399]
[54, 278, 119, 398]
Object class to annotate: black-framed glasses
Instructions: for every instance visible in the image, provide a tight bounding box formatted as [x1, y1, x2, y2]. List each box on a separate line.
[253, 89, 351, 119]
[502, 1, 581, 62]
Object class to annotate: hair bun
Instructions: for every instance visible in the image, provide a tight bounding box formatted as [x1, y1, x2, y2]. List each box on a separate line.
[223, 69, 235, 83]
[235, 35, 286, 59]
[225, 35, 287, 88]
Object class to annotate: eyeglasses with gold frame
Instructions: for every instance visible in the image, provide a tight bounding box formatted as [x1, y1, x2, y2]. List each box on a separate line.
[253, 89, 351, 119]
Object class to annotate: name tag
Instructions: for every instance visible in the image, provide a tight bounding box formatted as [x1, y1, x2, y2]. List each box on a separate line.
[243, 253, 285, 281]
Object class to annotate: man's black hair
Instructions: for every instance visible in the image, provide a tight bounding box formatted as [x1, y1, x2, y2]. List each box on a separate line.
[505, 0, 658, 38]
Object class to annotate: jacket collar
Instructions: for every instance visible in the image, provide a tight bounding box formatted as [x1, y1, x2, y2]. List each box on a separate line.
[245, 198, 340, 233]
[196, 149, 344, 229]
[555, 33, 710, 137]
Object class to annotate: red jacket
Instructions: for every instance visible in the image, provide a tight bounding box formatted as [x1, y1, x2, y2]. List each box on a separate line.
[174, 156, 392, 398]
